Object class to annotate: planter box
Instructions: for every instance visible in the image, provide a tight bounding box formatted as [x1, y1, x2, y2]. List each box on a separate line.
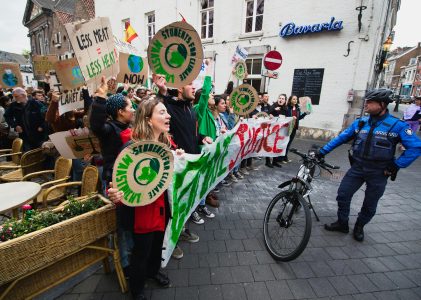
[0, 195, 126, 299]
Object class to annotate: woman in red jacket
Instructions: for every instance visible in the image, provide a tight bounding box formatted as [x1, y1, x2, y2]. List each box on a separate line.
[109, 96, 182, 300]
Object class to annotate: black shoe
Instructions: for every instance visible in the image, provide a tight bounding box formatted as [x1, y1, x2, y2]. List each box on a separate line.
[133, 293, 146, 300]
[353, 222, 364, 242]
[123, 266, 130, 280]
[324, 220, 349, 233]
[273, 162, 283, 168]
[265, 162, 274, 168]
[151, 271, 171, 287]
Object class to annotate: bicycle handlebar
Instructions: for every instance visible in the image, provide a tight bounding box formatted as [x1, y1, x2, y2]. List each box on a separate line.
[289, 148, 340, 170]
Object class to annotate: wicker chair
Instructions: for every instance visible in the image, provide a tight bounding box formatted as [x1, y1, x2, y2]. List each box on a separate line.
[0, 138, 23, 170]
[0, 148, 45, 182]
[22, 157, 73, 208]
[42, 165, 99, 207]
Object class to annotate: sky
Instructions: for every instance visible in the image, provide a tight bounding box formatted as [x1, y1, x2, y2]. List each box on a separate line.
[0, 0, 419, 55]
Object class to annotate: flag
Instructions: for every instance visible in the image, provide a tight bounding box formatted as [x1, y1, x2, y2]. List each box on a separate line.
[179, 13, 186, 22]
[125, 21, 138, 43]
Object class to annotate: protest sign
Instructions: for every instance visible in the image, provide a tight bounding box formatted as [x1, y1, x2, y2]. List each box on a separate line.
[116, 53, 149, 86]
[192, 59, 209, 90]
[58, 89, 84, 115]
[147, 21, 204, 88]
[114, 35, 141, 55]
[161, 117, 293, 266]
[112, 141, 174, 207]
[47, 70, 61, 92]
[299, 96, 313, 114]
[255, 111, 269, 118]
[49, 128, 101, 159]
[54, 58, 84, 90]
[0, 63, 23, 88]
[32, 55, 58, 79]
[230, 84, 259, 116]
[233, 60, 247, 80]
[65, 17, 119, 89]
[231, 45, 248, 65]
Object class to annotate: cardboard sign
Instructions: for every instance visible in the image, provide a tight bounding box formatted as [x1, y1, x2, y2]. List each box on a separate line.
[54, 58, 84, 90]
[230, 84, 259, 116]
[112, 141, 174, 207]
[49, 128, 101, 159]
[147, 21, 204, 88]
[233, 60, 247, 80]
[114, 35, 141, 55]
[116, 53, 149, 86]
[231, 45, 248, 65]
[0, 63, 23, 88]
[32, 55, 58, 79]
[299, 96, 313, 114]
[47, 70, 61, 92]
[59, 89, 83, 115]
[255, 112, 269, 118]
[65, 17, 119, 90]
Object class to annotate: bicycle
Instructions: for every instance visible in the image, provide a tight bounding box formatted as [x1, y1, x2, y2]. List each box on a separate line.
[263, 147, 339, 261]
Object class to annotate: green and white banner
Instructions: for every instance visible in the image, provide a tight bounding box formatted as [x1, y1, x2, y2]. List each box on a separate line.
[162, 117, 293, 267]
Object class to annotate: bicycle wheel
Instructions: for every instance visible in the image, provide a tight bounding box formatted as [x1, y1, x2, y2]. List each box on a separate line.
[263, 190, 311, 261]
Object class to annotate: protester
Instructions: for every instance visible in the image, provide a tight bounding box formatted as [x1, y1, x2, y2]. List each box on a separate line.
[403, 96, 421, 133]
[284, 94, 307, 162]
[270, 93, 288, 163]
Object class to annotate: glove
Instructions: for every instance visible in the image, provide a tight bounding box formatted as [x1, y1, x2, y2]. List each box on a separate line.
[384, 162, 399, 181]
[315, 148, 325, 161]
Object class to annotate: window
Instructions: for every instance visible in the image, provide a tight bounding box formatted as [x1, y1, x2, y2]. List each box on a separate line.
[245, 57, 263, 92]
[147, 13, 155, 42]
[38, 33, 45, 55]
[244, 0, 264, 33]
[201, 0, 214, 39]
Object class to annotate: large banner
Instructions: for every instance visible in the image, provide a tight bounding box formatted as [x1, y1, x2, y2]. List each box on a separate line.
[65, 17, 119, 90]
[0, 63, 23, 88]
[161, 117, 292, 266]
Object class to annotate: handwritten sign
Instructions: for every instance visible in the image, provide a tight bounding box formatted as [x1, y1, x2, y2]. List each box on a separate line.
[54, 58, 84, 90]
[116, 53, 149, 86]
[32, 55, 58, 79]
[114, 36, 141, 55]
[49, 128, 101, 159]
[147, 21, 203, 88]
[0, 63, 23, 88]
[58, 89, 84, 115]
[65, 17, 119, 89]
[233, 60, 247, 80]
[112, 141, 174, 207]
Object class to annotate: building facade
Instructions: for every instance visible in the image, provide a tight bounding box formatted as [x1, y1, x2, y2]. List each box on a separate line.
[22, 0, 95, 60]
[96, 0, 399, 137]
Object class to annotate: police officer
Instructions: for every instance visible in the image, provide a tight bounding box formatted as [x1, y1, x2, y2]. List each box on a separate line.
[317, 89, 421, 241]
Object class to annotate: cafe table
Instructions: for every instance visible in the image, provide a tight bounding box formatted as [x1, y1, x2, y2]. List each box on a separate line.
[0, 182, 41, 218]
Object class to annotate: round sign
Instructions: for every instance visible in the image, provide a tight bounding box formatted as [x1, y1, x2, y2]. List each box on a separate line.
[147, 21, 204, 89]
[233, 61, 247, 80]
[112, 141, 174, 207]
[263, 50, 283, 71]
[255, 112, 269, 118]
[230, 84, 259, 116]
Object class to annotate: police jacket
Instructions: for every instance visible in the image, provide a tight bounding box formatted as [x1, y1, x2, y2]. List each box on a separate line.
[320, 112, 421, 168]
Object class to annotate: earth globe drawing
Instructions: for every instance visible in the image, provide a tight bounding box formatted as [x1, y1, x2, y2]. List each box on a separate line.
[165, 43, 187, 68]
[134, 157, 160, 186]
[72, 66, 84, 81]
[2, 69, 18, 87]
[128, 55, 143, 73]
[238, 94, 249, 106]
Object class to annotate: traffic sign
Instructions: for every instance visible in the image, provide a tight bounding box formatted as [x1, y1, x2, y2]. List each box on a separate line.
[263, 50, 283, 71]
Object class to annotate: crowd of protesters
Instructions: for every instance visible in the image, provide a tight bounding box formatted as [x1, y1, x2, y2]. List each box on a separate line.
[0, 66, 310, 299]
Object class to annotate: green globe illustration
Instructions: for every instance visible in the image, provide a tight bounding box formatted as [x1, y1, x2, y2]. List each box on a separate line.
[2, 71, 18, 87]
[134, 158, 160, 186]
[238, 94, 249, 106]
[165, 43, 187, 68]
[128, 55, 143, 73]
[236, 65, 245, 76]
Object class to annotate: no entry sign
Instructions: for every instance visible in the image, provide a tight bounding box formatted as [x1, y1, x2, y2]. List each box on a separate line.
[263, 50, 283, 71]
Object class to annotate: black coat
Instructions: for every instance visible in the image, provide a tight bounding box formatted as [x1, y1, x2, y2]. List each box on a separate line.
[269, 102, 287, 117]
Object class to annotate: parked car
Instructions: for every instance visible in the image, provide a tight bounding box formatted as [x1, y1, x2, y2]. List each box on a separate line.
[400, 95, 414, 104]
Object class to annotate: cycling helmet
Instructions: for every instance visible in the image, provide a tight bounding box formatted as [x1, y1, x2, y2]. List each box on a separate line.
[364, 89, 393, 104]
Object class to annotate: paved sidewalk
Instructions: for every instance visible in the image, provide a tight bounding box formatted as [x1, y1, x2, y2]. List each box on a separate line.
[56, 136, 421, 300]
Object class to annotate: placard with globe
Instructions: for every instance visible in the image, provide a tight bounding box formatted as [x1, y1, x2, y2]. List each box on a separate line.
[230, 84, 259, 116]
[112, 141, 174, 207]
[116, 53, 149, 86]
[0, 63, 23, 88]
[147, 21, 203, 88]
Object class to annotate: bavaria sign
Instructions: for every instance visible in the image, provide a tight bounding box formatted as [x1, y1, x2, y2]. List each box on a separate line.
[280, 17, 343, 38]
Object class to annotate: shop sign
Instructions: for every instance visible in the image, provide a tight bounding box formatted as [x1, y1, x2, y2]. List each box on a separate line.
[280, 17, 343, 38]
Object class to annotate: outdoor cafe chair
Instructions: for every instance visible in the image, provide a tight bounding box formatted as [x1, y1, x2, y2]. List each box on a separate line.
[0, 138, 23, 170]
[0, 148, 45, 183]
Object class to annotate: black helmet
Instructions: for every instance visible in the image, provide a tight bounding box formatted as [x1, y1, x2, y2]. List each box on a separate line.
[364, 89, 393, 104]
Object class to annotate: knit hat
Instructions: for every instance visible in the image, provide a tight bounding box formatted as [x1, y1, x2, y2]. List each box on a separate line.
[106, 93, 127, 119]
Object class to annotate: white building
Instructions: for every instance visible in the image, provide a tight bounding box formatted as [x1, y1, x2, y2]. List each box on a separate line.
[96, 0, 399, 139]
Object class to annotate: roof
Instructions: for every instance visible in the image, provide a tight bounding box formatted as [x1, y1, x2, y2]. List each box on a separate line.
[388, 46, 417, 61]
[0, 51, 29, 65]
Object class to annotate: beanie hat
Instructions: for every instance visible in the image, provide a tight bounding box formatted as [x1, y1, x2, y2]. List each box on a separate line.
[106, 93, 127, 119]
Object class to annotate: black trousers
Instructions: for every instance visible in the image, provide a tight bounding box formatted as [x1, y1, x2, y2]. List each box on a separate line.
[129, 231, 164, 296]
[284, 128, 297, 160]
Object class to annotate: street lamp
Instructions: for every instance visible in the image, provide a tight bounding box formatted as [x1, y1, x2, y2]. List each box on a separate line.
[382, 36, 393, 52]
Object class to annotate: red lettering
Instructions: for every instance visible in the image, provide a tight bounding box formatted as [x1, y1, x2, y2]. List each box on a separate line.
[272, 125, 286, 153]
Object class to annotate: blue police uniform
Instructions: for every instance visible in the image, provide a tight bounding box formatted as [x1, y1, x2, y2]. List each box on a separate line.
[320, 111, 421, 225]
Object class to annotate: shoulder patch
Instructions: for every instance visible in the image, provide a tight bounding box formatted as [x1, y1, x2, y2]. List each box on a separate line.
[404, 128, 413, 135]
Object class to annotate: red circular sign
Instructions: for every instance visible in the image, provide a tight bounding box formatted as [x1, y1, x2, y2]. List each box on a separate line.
[263, 51, 283, 71]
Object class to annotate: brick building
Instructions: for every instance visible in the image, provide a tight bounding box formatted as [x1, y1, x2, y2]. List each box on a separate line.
[22, 0, 95, 60]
